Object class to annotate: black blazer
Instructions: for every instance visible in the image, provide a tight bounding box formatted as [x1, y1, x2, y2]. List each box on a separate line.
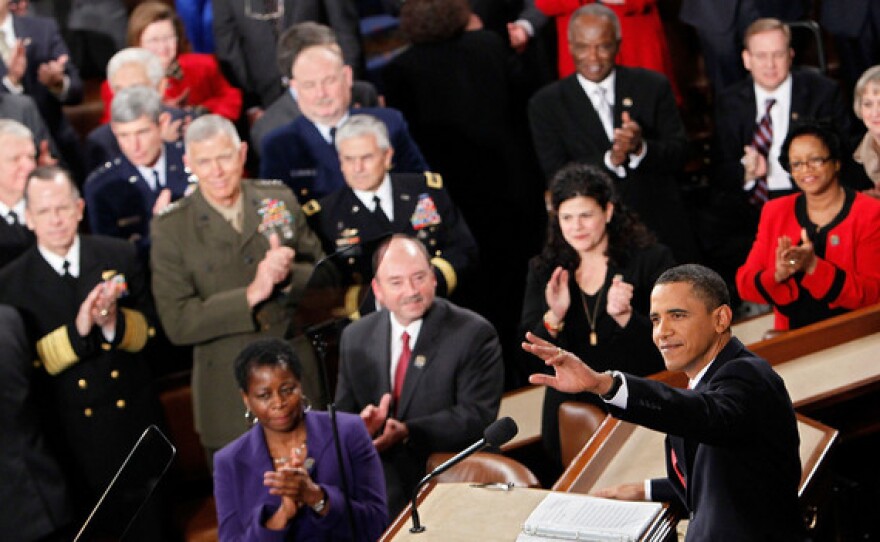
[609, 337, 805, 541]
[0, 305, 72, 541]
[0, 217, 34, 269]
[0, 236, 157, 500]
[0, 15, 83, 143]
[528, 67, 695, 261]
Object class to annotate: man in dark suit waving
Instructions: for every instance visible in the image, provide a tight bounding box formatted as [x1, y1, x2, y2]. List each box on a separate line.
[335, 235, 503, 517]
[524, 264, 804, 540]
[528, 3, 695, 262]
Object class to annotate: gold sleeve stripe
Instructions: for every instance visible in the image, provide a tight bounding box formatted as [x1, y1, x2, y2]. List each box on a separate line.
[342, 285, 362, 321]
[37, 326, 79, 375]
[118, 308, 149, 352]
[431, 257, 457, 294]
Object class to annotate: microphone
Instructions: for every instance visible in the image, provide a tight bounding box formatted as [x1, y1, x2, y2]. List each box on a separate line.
[408, 417, 518, 533]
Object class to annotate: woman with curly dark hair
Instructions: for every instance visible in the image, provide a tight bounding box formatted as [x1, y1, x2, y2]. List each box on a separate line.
[520, 162, 674, 468]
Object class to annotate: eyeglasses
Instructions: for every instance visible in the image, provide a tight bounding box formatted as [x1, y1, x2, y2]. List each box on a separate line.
[789, 156, 833, 171]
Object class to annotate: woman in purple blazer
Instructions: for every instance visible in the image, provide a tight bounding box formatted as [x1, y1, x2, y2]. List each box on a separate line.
[214, 339, 388, 541]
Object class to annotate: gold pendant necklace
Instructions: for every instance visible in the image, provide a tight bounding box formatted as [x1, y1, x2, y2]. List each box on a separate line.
[579, 284, 606, 347]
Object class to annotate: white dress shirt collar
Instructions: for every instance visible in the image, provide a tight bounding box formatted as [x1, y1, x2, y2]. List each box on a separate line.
[0, 198, 25, 224]
[388, 313, 424, 384]
[352, 174, 393, 220]
[135, 148, 167, 191]
[754, 74, 793, 190]
[38, 235, 81, 277]
[314, 112, 350, 144]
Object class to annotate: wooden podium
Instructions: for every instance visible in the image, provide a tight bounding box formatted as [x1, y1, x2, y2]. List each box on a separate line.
[379, 483, 674, 542]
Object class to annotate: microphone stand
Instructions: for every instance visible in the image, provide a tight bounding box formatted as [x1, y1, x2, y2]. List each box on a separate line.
[306, 321, 357, 541]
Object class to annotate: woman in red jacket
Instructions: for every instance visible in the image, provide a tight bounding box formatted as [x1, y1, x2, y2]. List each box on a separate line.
[736, 121, 880, 330]
[100, 1, 241, 122]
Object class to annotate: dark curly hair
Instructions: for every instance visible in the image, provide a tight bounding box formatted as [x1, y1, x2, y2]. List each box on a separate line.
[400, 0, 470, 44]
[233, 338, 303, 392]
[778, 119, 841, 173]
[532, 163, 656, 274]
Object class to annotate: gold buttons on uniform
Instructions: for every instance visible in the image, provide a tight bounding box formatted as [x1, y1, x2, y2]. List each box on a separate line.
[78, 379, 88, 389]
[148, 327, 156, 337]
[84, 408, 93, 417]
[435, 250, 442, 256]
[110, 370, 120, 379]
[116, 399, 126, 409]
[101, 343, 111, 351]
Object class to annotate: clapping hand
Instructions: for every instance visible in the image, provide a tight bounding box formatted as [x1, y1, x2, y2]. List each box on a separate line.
[606, 274, 633, 327]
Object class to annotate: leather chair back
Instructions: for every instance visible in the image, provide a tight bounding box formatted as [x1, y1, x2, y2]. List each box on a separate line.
[558, 401, 607, 467]
[425, 452, 541, 488]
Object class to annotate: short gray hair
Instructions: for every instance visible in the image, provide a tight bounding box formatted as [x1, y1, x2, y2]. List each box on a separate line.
[106, 47, 165, 90]
[184, 114, 241, 152]
[277, 22, 339, 79]
[25, 165, 81, 206]
[568, 3, 621, 41]
[0, 119, 34, 142]
[111, 85, 163, 124]
[854, 65, 880, 119]
[335, 114, 391, 151]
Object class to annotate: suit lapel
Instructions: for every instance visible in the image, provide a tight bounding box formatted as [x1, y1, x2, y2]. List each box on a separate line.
[561, 76, 611, 150]
[396, 301, 445, 417]
[789, 72, 809, 125]
[191, 189, 238, 251]
[239, 182, 262, 248]
[391, 177, 416, 231]
[372, 313, 393, 398]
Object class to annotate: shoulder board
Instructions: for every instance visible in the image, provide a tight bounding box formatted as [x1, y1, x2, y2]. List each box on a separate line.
[424, 171, 443, 189]
[302, 199, 321, 216]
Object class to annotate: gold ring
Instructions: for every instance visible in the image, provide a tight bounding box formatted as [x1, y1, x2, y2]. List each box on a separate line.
[788, 259, 797, 266]
[556, 347, 563, 356]
[100, 309, 109, 317]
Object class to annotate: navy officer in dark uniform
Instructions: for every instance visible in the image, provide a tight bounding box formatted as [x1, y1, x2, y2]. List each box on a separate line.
[0, 165, 160, 529]
[304, 114, 478, 314]
[83, 86, 191, 261]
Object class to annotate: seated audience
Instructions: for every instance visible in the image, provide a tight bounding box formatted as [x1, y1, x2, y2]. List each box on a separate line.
[260, 37, 426, 203]
[852, 65, 880, 198]
[0, 92, 58, 160]
[86, 47, 187, 172]
[736, 121, 880, 330]
[100, 2, 242, 122]
[84, 86, 191, 260]
[250, 22, 378, 157]
[520, 163, 672, 468]
[214, 338, 387, 541]
[305, 114, 478, 310]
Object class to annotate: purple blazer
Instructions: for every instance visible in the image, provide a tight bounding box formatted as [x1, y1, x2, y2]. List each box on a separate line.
[214, 411, 388, 541]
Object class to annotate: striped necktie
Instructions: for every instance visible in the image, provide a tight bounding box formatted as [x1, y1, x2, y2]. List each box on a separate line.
[749, 98, 776, 207]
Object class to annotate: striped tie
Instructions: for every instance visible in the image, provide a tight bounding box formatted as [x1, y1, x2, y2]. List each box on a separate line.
[749, 98, 776, 207]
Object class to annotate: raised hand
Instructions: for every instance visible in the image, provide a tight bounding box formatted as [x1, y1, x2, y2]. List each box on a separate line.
[246, 233, 295, 307]
[545, 266, 571, 327]
[360, 392, 391, 436]
[523, 332, 606, 394]
[606, 274, 633, 327]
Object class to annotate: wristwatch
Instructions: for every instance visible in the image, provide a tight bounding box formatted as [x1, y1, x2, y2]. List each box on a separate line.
[600, 371, 623, 400]
[311, 488, 327, 514]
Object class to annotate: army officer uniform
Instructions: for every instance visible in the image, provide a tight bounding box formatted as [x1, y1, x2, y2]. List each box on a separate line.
[304, 172, 478, 315]
[150, 180, 324, 451]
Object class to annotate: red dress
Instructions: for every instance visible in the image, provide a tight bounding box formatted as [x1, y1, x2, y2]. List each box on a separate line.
[736, 190, 880, 330]
[537, 0, 680, 102]
[100, 52, 242, 122]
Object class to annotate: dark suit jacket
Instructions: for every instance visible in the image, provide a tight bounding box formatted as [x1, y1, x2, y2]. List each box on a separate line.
[335, 297, 504, 514]
[0, 236, 158, 501]
[0, 305, 72, 542]
[260, 107, 429, 203]
[0, 215, 35, 269]
[608, 337, 804, 541]
[528, 67, 695, 260]
[250, 82, 379, 157]
[713, 70, 861, 195]
[679, 0, 803, 32]
[0, 15, 83, 155]
[84, 105, 187, 173]
[212, 0, 363, 108]
[308, 172, 478, 301]
[214, 411, 388, 542]
[83, 140, 191, 258]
